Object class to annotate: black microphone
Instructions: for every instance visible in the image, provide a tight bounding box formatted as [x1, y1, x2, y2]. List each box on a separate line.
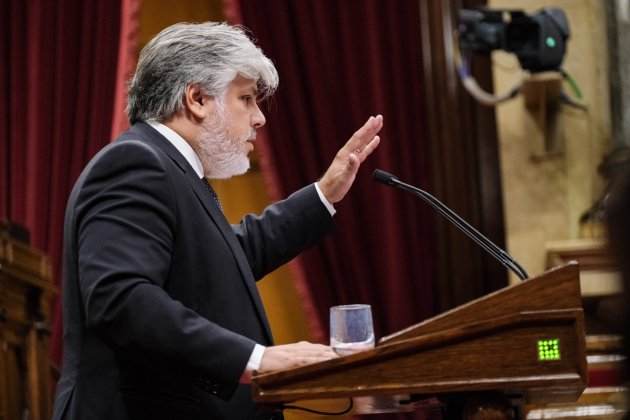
[373, 169, 529, 281]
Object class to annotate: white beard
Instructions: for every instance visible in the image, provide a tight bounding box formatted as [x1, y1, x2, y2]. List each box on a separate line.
[197, 109, 254, 179]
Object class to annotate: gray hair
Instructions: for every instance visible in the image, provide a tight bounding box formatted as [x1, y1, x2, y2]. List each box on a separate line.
[127, 22, 278, 124]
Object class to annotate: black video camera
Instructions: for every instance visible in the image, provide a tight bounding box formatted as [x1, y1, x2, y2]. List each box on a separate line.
[458, 8, 570, 72]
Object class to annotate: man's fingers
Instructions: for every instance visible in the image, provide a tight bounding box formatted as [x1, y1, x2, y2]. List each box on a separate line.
[347, 114, 383, 151]
[293, 342, 331, 350]
[353, 115, 382, 144]
[293, 343, 338, 357]
[350, 115, 375, 140]
[259, 342, 340, 373]
[358, 136, 380, 162]
[282, 342, 338, 356]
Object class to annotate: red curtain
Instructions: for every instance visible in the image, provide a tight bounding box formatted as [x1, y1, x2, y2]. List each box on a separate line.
[232, 0, 437, 356]
[230, 3, 439, 417]
[0, 0, 140, 367]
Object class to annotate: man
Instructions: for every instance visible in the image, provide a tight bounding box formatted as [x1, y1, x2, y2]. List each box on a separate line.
[52, 22, 382, 420]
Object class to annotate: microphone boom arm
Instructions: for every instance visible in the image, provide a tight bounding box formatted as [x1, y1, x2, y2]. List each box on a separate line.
[374, 170, 529, 281]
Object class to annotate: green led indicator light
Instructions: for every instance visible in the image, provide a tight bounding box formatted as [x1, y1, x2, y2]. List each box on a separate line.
[538, 338, 561, 361]
[546, 37, 557, 48]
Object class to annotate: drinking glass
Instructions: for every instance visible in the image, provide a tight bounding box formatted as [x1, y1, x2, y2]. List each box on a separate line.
[329, 304, 375, 356]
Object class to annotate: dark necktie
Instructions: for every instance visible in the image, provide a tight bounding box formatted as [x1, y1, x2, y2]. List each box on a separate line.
[201, 177, 223, 211]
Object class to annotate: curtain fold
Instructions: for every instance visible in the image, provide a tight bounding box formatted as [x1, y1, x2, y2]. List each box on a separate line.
[0, 0, 140, 367]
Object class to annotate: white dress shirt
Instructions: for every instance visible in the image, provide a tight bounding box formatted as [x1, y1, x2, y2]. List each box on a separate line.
[146, 121, 335, 380]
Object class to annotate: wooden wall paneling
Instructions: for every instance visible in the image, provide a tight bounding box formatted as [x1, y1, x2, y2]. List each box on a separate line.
[0, 233, 56, 420]
[0, 305, 6, 420]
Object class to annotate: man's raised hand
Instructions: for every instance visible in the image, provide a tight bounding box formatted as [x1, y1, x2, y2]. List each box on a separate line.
[317, 115, 383, 204]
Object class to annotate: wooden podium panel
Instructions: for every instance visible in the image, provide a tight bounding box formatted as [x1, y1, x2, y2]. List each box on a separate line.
[381, 263, 582, 343]
[252, 264, 587, 412]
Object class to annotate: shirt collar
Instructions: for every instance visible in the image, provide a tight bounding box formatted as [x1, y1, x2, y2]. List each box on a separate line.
[147, 120, 204, 178]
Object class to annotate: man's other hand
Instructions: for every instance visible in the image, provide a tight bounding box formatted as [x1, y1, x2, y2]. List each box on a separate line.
[257, 341, 339, 373]
[318, 114, 383, 204]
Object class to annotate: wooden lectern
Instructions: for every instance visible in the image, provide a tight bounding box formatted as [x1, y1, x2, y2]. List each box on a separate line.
[252, 263, 587, 417]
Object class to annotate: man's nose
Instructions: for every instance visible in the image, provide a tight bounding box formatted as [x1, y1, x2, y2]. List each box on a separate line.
[252, 103, 266, 128]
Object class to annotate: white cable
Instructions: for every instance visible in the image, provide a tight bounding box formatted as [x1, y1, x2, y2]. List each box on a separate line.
[460, 73, 523, 106]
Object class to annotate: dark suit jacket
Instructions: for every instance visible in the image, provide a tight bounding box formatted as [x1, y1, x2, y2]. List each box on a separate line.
[52, 122, 334, 420]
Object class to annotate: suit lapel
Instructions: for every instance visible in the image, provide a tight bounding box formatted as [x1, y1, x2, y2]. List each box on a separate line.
[188, 179, 273, 342]
[126, 123, 273, 343]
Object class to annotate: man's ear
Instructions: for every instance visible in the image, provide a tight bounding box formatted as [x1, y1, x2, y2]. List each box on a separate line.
[183, 84, 214, 121]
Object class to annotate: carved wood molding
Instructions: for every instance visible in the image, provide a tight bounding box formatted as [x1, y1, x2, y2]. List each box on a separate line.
[0, 235, 56, 295]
